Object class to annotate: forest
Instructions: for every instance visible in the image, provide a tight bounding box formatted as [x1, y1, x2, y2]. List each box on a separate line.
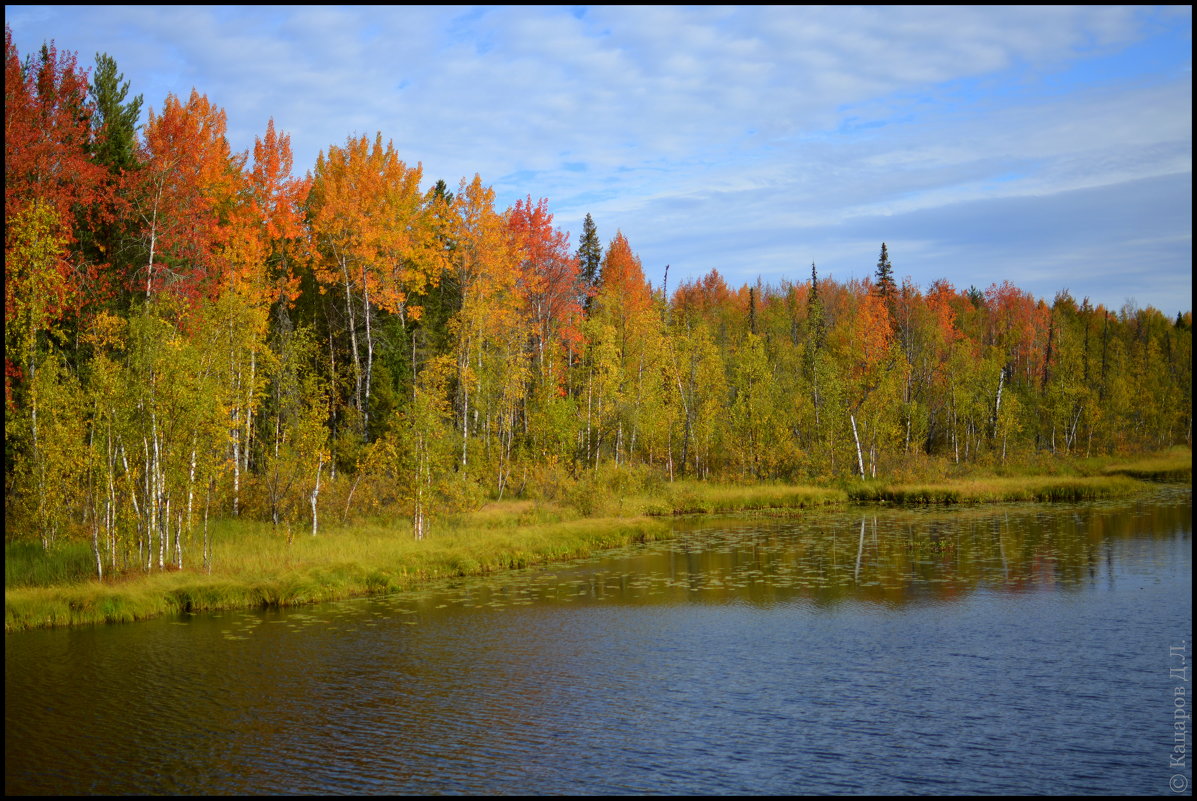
[6, 30, 1193, 582]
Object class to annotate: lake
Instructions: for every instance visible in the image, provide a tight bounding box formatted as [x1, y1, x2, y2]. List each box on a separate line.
[5, 486, 1191, 795]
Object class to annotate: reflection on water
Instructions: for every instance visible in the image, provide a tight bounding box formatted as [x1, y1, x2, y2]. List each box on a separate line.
[5, 486, 1191, 795]
[389, 486, 1192, 613]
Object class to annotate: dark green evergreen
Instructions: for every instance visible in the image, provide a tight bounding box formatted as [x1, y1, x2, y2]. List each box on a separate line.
[875, 242, 896, 302]
[89, 52, 142, 172]
[967, 285, 985, 308]
[807, 262, 825, 350]
[748, 286, 756, 335]
[577, 212, 602, 313]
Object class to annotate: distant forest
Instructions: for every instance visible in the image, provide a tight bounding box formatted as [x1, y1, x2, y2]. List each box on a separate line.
[6, 30, 1192, 568]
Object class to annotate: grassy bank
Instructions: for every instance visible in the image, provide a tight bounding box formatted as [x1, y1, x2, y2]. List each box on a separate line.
[4, 513, 673, 632]
[6, 451, 1184, 632]
[616, 482, 848, 516]
[1098, 446, 1192, 482]
[846, 474, 1152, 504]
[6, 482, 849, 632]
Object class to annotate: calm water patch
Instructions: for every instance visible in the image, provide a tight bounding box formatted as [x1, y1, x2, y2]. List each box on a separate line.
[5, 486, 1191, 794]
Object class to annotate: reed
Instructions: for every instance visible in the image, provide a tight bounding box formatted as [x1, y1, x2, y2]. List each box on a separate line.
[648, 482, 847, 515]
[5, 540, 95, 587]
[847, 474, 1150, 504]
[1100, 447, 1192, 482]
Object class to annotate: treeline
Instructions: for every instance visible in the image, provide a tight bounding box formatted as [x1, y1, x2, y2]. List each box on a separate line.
[5, 32, 1192, 578]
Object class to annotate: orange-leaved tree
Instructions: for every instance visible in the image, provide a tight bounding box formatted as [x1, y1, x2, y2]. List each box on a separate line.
[507, 195, 586, 394]
[133, 89, 243, 306]
[308, 133, 444, 440]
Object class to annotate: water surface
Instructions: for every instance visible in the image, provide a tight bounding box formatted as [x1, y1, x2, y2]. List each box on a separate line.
[5, 487, 1191, 794]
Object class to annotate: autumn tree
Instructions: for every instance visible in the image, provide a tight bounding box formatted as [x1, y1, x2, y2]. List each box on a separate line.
[588, 231, 657, 465]
[4, 29, 106, 243]
[259, 319, 329, 534]
[835, 282, 899, 478]
[4, 201, 84, 550]
[728, 332, 775, 478]
[80, 52, 143, 313]
[5, 31, 112, 375]
[508, 196, 586, 394]
[667, 318, 727, 478]
[308, 133, 444, 443]
[132, 90, 243, 304]
[377, 354, 456, 538]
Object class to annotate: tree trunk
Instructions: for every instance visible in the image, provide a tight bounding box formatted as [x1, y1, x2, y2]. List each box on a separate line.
[310, 456, 324, 537]
[991, 364, 1005, 440]
[145, 201, 159, 299]
[341, 254, 363, 430]
[851, 413, 865, 480]
[91, 516, 103, 581]
[363, 266, 373, 436]
[460, 335, 471, 469]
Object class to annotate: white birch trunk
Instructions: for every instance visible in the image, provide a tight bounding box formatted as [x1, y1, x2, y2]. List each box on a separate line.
[145, 203, 159, 299]
[851, 413, 866, 480]
[187, 447, 197, 532]
[143, 436, 155, 570]
[363, 268, 373, 435]
[341, 254, 363, 427]
[992, 365, 1005, 439]
[310, 457, 324, 537]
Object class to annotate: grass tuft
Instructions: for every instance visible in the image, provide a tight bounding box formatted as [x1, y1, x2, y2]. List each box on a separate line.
[1100, 447, 1192, 482]
[847, 475, 1150, 504]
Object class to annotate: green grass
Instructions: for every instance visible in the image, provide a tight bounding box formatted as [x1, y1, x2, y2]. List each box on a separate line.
[846, 474, 1151, 504]
[1099, 446, 1192, 482]
[4, 480, 847, 632]
[7, 450, 1179, 632]
[5, 540, 96, 588]
[644, 481, 847, 515]
[5, 513, 674, 632]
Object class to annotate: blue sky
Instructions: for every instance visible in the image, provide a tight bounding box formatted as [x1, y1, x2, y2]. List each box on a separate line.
[6, 5, 1192, 315]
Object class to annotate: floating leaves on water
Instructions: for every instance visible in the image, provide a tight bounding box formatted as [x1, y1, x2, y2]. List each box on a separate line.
[183, 497, 1190, 629]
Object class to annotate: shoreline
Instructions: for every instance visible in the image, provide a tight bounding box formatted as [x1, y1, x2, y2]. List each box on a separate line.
[6, 465, 1189, 634]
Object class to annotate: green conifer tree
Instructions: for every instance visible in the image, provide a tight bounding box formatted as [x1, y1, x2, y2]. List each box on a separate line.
[577, 212, 602, 313]
[89, 52, 142, 171]
[875, 242, 896, 302]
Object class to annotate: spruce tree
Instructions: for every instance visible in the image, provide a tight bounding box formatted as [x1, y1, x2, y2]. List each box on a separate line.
[874, 242, 896, 302]
[89, 52, 142, 172]
[577, 212, 602, 313]
[83, 52, 143, 319]
[807, 262, 825, 350]
[748, 286, 756, 335]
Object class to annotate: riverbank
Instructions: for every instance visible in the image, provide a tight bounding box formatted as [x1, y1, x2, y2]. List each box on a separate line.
[845, 474, 1150, 504]
[6, 450, 1188, 632]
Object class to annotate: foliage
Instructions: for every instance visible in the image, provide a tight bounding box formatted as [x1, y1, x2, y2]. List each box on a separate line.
[4, 28, 1191, 592]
